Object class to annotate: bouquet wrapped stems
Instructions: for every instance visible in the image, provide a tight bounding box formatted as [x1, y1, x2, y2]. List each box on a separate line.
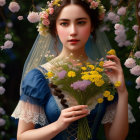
[77, 117, 92, 140]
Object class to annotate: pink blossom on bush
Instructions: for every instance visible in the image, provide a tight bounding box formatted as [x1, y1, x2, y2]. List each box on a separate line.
[134, 51, 140, 58]
[114, 24, 124, 30]
[132, 25, 139, 33]
[8, 2, 20, 13]
[124, 40, 131, 46]
[110, 0, 118, 6]
[138, 11, 140, 17]
[17, 16, 23, 20]
[107, 12, 120, 23]
[0, 118, 6, 126]
[136, 85, 140, 89]
[117, 7, 126, 16]
[124, 58, 136, 68]
[138, 2, 140, 8]
[0, 107, 5, 115]
[137, 96, 140, 103]
[130, 65, 140, 76]
[3, 40, 13, 49]
[0, 0, 6, 6]
[5, 34, 12, 40]
[7, 22, 13, 28]
[0, 86, 5, 95]
[0, 76, 6, 84]
[0, 63, 5, 68]
[27, 12, 40, 23]
[136, 76, 140, 86]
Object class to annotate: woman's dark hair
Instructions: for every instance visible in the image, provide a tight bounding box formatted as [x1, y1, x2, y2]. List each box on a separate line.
[49, 0, 101, 38]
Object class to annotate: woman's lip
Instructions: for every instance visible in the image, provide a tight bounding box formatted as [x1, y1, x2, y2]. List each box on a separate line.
[68, 40, 80, 44]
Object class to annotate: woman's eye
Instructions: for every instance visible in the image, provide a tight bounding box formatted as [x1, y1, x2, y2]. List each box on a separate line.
[77, 21, 86, 25]
[60, 22, 68, 26]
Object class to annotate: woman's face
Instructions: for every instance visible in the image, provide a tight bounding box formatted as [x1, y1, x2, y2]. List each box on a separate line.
[56, 4, 93, 52]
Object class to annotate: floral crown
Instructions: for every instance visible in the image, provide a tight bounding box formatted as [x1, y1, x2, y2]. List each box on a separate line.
[37, 0, 106, 36]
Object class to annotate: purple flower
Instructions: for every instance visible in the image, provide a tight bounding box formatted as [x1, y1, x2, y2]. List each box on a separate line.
[0, 107, 5, 115]
[57, 70, 67, 79]
[134, 51, 140, 59]
[8, 2, 20, 13]
[0, 86, 5, 95]
[71, 80, 91, 91]
[0, 118, 6, 126]
[0, 76, 6, 83]
[130, 65, 140, 76]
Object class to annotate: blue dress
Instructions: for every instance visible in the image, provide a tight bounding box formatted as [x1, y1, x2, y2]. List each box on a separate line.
[13, 67, 118, 140]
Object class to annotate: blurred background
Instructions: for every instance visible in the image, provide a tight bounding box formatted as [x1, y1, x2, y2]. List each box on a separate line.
[0, 0, 140, 140]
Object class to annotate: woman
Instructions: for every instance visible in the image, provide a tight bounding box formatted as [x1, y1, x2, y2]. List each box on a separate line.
[12, 0, 135, 140]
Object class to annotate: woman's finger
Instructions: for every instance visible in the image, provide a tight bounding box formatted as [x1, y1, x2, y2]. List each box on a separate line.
[63, 109, 89, 118]
[66, 113, 88, 122]
[63, 105, 88, 112]
[103, 61, 117, 67]
[106, 55, 120, 64]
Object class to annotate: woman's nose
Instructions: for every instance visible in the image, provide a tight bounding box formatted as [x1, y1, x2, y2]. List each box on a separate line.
[69, 24, 77, 36]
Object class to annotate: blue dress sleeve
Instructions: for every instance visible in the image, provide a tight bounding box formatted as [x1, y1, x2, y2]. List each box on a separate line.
[20, 68, 51, 106]
[11, 68, 51, 126]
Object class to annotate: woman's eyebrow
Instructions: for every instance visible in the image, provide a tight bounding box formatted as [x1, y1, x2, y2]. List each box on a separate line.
[58, 17, 88, 21]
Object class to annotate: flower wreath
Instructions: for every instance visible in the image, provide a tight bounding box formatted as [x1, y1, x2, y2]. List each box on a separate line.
[37, 0, 106, 36]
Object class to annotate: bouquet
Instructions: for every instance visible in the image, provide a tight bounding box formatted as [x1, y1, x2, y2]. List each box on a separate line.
[45, 49, 120, 140]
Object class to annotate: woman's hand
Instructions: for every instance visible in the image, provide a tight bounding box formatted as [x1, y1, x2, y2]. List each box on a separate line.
[55, 105, 89, 131]
[103, 55, 127, 94]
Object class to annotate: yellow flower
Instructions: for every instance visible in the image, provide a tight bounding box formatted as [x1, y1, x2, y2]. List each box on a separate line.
[97, 98, 104, 103]
[45, 72, 54, 78]
[114, 81, 121, 87]
[99, 61, 104, 67]
[90, 71, 99, 75]
[107, 95, 114, 101]
[87, 65, 95, 70]
[95, 67, 103, 72]
[103, 91, 110, 97]
[46, 9, 49, 13]
[95, 79, 105, 87]
[81, 74, 90, 80]
[53, 0, 61, 6]
[81, 67, 87, 71]
[67, 71, 76, 77]
[107, 49, 116, 55]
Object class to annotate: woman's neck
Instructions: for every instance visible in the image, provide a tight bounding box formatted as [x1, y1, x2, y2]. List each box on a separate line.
[57, 47, 88, 63]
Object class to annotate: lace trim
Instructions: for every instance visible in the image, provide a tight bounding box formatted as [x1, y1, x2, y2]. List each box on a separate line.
[101, 102, 136, 124]
[11, 100, 47, 126]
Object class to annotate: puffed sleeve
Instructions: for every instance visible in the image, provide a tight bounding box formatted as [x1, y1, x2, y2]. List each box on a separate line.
[101, 102, 136, 124]
[11, 69, 51, 126]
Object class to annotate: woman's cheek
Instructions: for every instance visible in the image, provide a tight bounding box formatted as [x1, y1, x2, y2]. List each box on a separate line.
[80, 27, 91, 38]
[57, 28, 68, 41]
